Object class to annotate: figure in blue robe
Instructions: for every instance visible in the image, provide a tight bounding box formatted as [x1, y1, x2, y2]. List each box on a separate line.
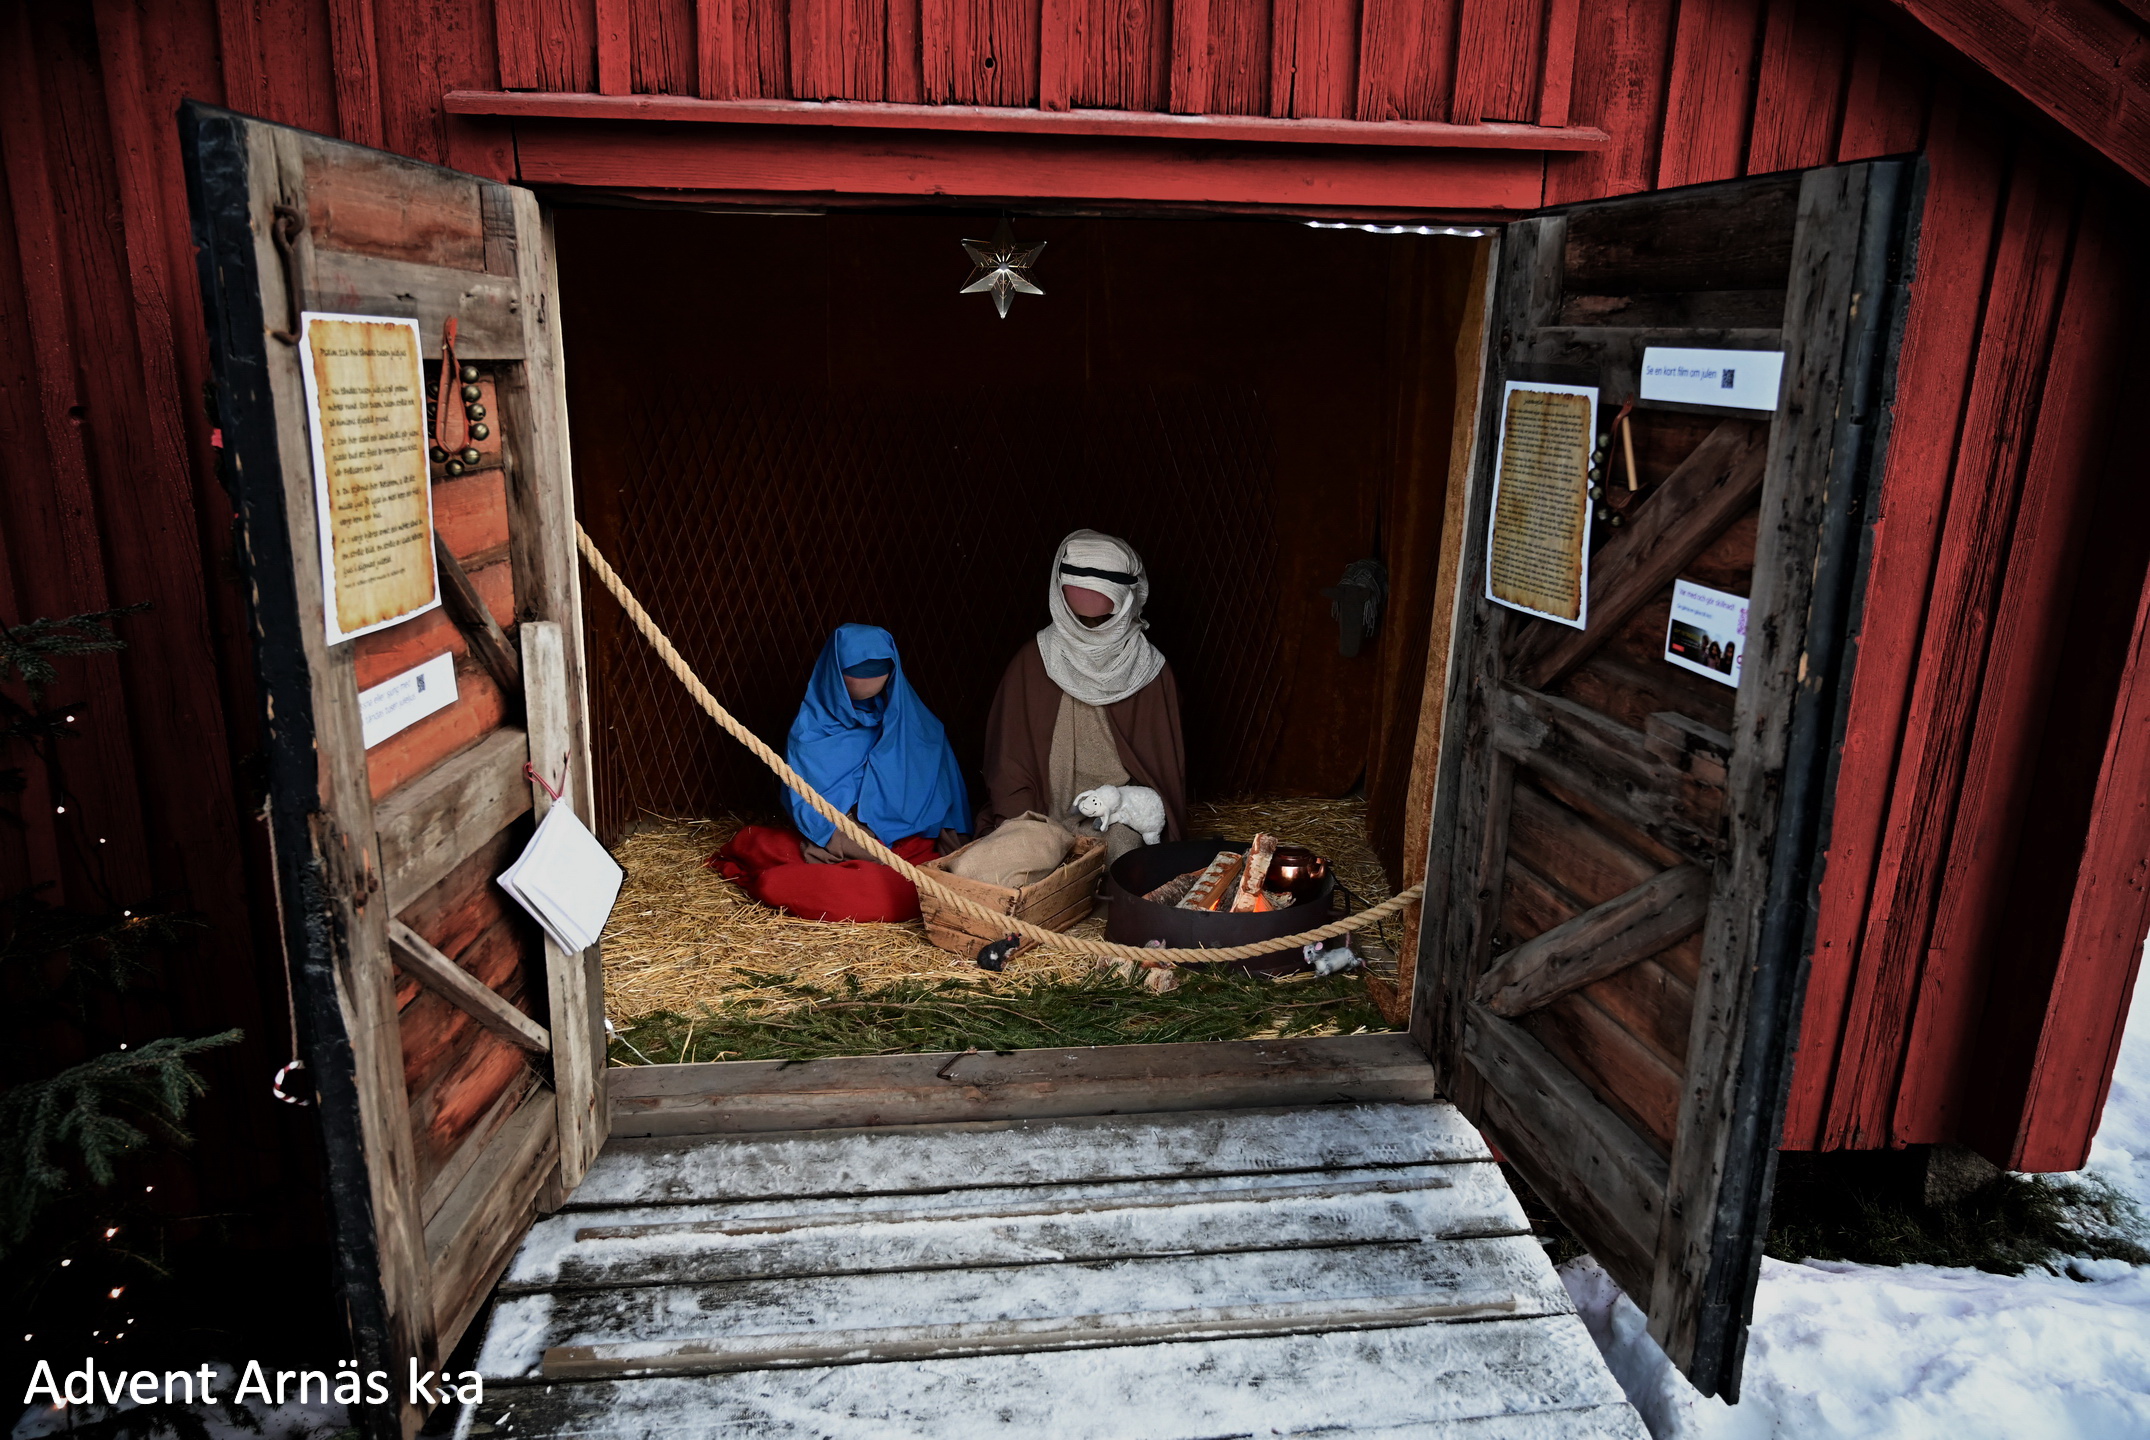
[784, 624, 969, 851]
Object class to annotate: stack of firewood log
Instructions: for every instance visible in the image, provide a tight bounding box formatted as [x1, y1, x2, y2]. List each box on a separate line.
[1142, 834, 1297, 913]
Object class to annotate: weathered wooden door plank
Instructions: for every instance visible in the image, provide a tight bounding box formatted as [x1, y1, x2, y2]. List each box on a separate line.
[522, 620, 604, 1189]
[375, 726, 533, 911]
[423, 1087, 559, 1348]
[1488, 686, 1724, 860]
[1476, 863, 1711, 1016]
[1463, 1013, 1668, 1300]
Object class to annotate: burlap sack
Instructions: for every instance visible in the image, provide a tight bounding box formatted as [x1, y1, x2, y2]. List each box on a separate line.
[946, 811, 1076, 889]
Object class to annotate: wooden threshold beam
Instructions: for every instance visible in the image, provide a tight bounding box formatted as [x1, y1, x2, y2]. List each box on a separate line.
[608, 1034, 1438, 1138]
[442, 90, 1611, 151]
[1476, 864, 1711, 1016]
[389, 919, 552, 1054]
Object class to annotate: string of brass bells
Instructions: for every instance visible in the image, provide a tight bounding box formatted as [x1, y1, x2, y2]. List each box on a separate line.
[430, 363, 492, 476]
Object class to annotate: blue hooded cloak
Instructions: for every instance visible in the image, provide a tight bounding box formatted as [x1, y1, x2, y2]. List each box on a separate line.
[784, 624, 970, 847]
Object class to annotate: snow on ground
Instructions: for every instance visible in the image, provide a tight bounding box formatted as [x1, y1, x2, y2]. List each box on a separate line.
[1566, 945, 2150, 1440]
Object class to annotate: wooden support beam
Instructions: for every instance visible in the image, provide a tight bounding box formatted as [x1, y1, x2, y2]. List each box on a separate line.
[1508, 420, 1769, 689]
[434, 531, 523, 701]
[523, 621, 605, 1189]
[1476, 864, 1712, 1017]
[1872, 0, 2150, 191]
[389, 919, 552, 1054]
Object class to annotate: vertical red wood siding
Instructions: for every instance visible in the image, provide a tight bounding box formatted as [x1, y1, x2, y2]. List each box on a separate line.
[4, 0, 2147, 1181]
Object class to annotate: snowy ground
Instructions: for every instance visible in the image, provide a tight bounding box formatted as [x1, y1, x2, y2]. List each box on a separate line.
[1565, 947, 2150, 1439]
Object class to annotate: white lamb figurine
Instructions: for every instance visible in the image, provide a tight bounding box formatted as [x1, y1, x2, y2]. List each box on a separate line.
[1072, 784, 1167, 847]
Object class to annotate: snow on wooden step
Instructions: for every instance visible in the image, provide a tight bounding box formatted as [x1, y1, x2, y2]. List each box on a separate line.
[569, 1101, 1489, 1207]
[458, 1317, 1644, 1439]
[480, 1234, 1572, 1379]
[505, 1164, 1526, 1290]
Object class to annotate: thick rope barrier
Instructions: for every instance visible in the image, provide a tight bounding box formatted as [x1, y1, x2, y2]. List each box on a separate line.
[576, 525, 1422, 967]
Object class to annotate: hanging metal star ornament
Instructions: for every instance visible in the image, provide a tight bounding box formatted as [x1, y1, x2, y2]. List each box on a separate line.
[958, 218, 1045, 319]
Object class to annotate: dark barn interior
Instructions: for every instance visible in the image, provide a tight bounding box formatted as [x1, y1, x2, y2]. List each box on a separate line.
[558, 210, 1487, 882]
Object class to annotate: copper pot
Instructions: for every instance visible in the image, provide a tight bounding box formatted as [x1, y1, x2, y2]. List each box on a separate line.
[1268, 846, 1329, 900]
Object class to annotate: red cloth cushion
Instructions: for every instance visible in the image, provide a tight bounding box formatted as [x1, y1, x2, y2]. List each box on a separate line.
[707, 825, 940, 923]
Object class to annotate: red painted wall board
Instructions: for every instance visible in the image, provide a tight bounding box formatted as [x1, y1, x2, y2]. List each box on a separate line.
[1066, 0, 1172, 111]
[1836, 11, 1929, 160]
[1782, 87, 2008, 1148]
[1897, 161, 2123, 1148]
[2014, 550, 2150, 1169]
[1823, 137, 2076, 1151]
[1746, 0, 1851, 174]
[1269, 0, 1357, 119]
[1355, 0, 1461, 122]
[1656, 0, 1767, 187]
[1543, 0, 1678, 200]
[633, 0, 701, 95]
[1450, 0, 1544, 125]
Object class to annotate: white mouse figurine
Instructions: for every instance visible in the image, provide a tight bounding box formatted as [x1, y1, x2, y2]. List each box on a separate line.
[1072, 784, 1167, 847]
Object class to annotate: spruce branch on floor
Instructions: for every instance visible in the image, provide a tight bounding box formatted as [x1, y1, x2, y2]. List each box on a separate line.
[609, 968, 1390, 1065]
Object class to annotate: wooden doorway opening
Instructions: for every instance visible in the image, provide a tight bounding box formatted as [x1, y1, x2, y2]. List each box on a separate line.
[556, 205, 1494, 1053]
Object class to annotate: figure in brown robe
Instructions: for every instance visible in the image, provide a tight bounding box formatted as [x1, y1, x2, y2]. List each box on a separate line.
[980, 530, 1187, 858]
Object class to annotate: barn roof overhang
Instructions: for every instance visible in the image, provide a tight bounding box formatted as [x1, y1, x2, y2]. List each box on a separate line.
[1869, 0, 2149, 187]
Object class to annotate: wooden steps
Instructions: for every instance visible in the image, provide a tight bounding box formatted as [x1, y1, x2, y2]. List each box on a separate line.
[465, 1093, 1646, 1438]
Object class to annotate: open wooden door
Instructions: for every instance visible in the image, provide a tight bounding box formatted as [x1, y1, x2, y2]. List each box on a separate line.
[1415, 162, 1916, 1398]
[182, 105, 604, 1436]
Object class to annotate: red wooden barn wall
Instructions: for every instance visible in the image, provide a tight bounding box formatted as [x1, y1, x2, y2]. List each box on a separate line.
[2, 0, 2146, 1187]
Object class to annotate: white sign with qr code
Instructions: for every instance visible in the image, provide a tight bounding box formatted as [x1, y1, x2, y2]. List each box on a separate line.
[359, 651, 459, 748]
[1639, 346, 1786, 411]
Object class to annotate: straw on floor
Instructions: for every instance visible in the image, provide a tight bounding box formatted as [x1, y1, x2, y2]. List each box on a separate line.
[599, 796, 1399, 1061]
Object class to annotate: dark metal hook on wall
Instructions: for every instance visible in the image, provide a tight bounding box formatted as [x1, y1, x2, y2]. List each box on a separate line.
[267, 203, 304, 344]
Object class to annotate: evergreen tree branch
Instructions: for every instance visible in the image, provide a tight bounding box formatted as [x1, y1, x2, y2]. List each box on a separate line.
[0, 1031, 242, 1257]
[0, 604, 148, 706]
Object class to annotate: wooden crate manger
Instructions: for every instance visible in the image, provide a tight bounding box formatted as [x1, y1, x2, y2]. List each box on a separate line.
[919, 835, 1109, 961]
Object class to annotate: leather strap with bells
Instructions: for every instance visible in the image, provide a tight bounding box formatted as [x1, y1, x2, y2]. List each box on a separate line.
[432, 318, 489, 475]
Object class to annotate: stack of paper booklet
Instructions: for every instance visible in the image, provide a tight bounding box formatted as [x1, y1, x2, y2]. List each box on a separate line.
[497, 801, 624, 955]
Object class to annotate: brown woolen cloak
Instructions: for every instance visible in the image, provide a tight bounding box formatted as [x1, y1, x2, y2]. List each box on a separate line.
[980, 639, 1188, 841]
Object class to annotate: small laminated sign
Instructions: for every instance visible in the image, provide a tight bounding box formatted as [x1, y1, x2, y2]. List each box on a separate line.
[1664, 579, 1748, 688]
[359, 651, 458, 748]
[1639, 346, 1786, 411]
